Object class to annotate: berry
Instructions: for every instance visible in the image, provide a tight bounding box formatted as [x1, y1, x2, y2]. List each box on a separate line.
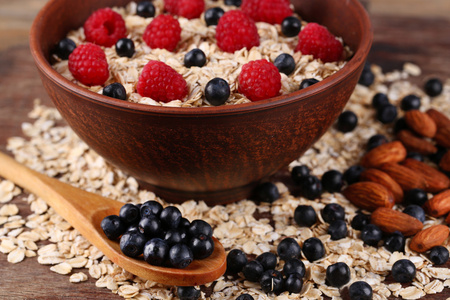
[367, 134, 388, 151]
[164, 228, 187, 245]
[400, 94, 421, 111]
[424, 78, 443, 97]
[295, 22, 343, 63]
[143, 14, 181, 52]
[372, 92, 389, 109]
[328, 220, 347, 240]
[238, 59, 281, 101]
[321, 170, 343, 193]
[136, 1, 156, 18]
[384, 231, 405, 253]
[349, 281, 372, 300]
[103, 82, 127, 100]
[225, 0, 242, 6]
[326, 262, 351, 287]
[177, 0, 205, 20]
[361, 224, 382, 247]
[285, 273, 303, 294]
[240, 0, 259, 20]
[160, 206, 182, 229]
[188, 234, 215, 259]
[283, 258, 306, 277]
[253, 182, 280, 203]
[321, 203, 345, 223]
[83, 8, 127, 47]
[294, 205, 317, 227]
[101, 215, 126, 240]
[177, 286, 200, 300]
[299, 78, 319, 89]
[277, 237, 301, 261]
[68, 43, 109, 86]
[169, 243, 194, 268]
[54, 38, 76, 60]
[403, 205, 425, 223]
[393, 117, 409, 134]
[406, 152, 424, 162]
[358, 62, 375, 86]
[242, 260, 264, 282]
[404, 188, 428, 206]
[115, 38, 135, 58]
[137, 60, 188, 102]
[299, 175, 322, 200]
[120, 231, 147, 258]
[274, 53, 296, 75]
[140, 200, 163, 218]
[256, 252, 277, 271]
[351, 213, 370, 231]
[119, 203, 141, 225]
[188, 219, 213, 238]
[301, 237, 325, 262]
[256, 0, 293, 25]
[259, 269, 284, 294]
[205, 78, 230, 106]
[236, 295, 253, 300]
[179, 217, 191, 229]
[204, 7, 224, 26]
[337, 110, 358, 132]
[429, 246, 449, 265]
[343, 165, 364, 184]
[226, 249, 248, 274]
[281, 16, 301, 37]
[391, 259, 416, 283]
[291, 165, 310, 184]
[139, 215, 162, 238]
[216, 10, 259, 53]
[143, 238, 169, 266]
[377, 103, 398, 124]
[164, 0, 178, 14]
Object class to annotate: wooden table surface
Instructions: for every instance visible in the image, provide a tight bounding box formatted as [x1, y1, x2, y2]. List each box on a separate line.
[0, 0, 450, 299]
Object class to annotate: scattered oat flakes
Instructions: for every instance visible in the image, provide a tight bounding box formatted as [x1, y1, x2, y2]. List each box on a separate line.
[0, 204, 19, 216]
[7, 247, 25, 264]
[70, 272, 88, 283]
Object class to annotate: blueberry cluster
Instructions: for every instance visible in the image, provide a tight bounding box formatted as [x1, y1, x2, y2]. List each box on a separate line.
[101, 201, 215, 269]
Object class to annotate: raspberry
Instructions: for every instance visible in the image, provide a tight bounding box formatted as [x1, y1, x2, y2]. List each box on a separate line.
[216, 10, 259, 53]
[238, 59, 281, 101]
[68, 43, 109, 86]
[83, 8, 127, 47]
[143, 14, 181, 52]
[241, 0, 259, 21]
[295, 23, 343, 63]
[242, 0, 292, 24]
[136, 61, 188, 102]
[177, 0, 205, 19]
[164, 0, 178, 15]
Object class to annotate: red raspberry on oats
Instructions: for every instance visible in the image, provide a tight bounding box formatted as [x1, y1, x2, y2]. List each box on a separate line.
[83, 8, 127, 47]
[143, 14, 181, 52]
[164, 0, 178, 15]
[177, 0, 205, 19]
[241, 0, 259, 21]
[68, 43, 109, 86]
[216, 10, 260, 53]
[136, 61, 188, 102]
[238, 59, 281, 101]
[295, 23, 344, 63]
[258, 0, 293, 24]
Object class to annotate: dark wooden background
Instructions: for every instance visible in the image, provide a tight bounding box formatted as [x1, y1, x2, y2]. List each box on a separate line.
[0, 0, 450, 299]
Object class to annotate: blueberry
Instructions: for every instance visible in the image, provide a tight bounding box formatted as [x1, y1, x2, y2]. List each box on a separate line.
[393, 117, 409, 134]
[403, 205, 426, 223]
[401, 95, 421, 111]
[136, 1, 156, 18]
[177, 286, 200, 300]
[188, 234, 215, 259]
[260, 270, 284, 294]
[169, 243, 194, 269]
[429, 246, 449, 265]
[255, 252, 277, 270]
[120, 231, 147, 258]
[294, 205, 317, 227]
[392, 259, 416, 283]
[281, 16, 302, 37]
[321, 170, 343, 193]
[179, 217, 191, 229]
[361, 224, 383, 247]
[242, 260, 264, 282]
[326, 262, 351, 287]
[351, 213, 370, 231]
[367, 134, 388, 151]
[115, 38, 135, 58]
[164, 228, 187, 245]
[291, 165, 310, 184]
[343, 165, 365, 185]
[328, 220, 347, 240]
[160, 206, 182, 229]
[139, 214, 162, 238]
[224, 0, 241, 6]
[101, 215, 126, 240]
[384, 231, 405, 253]
[406, 152, 424, 162]
[321, 203, 345, 223]
[376, 104, 398, 124]
[283, 258, 306, 277]
[119, 203, 141, 225]
[184, 49, 207, 68]
[358, 63, 374, 87]
[372, 92, 389, 109]
[404, 188, 428, 206]
[54, 38, 76, 60]
[125, 223, 140, 233]
[204, 7, 224, 26]
[226, 249, 247, 274]
[285, 273, 303, 294]
[301, 237, 325, 262]
[188, 219, 213, 238]
[236, 294, 254, 300]
[349, 281, 373, 300]
[424, 78, 443, 97]
[205, 77, 230, 106]
[337, 110, 358, 132]
[277, 237, 301, 261]
[143, 238, 169, 266]
[253, 182, 280, 203]
[103, 82, 127, 100]
[299, 175, 322, 200]
[274, 53, 296, 75]
[140, 200, 163, 218]
[299, 78, 319, 89]
[429, 146, 448, 164]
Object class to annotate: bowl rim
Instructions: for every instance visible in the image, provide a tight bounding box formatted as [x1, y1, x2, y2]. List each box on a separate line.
[29, 0, 373, 117]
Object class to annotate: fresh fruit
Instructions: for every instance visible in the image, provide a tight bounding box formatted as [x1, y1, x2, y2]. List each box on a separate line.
[160, 206, 182, 229]
[177, 286, 201, 300]
[184, 49, 207, 68]
[285, 273, 303, 294]
[370, 207, 423, 236]
[321, 170, 344, 193]
[424, 78, 443, 97]
[325, 262, 350, 287]
[259, 269, 284, 294]
[336, 110, 358, 133]
[204, 7, 224, 26]
[225, 0, 242, 7]
[176, 0, 205, 19]
[277, 238, 301, 261]
[429, 246, 449, 265]
[291, 165, 310, 184]
[139, 214, 162, 238]
[274, 53, 296, 75]
[205, 78, 230, 106]
[301, 237, 325, 262]
[140, 200, 163, 218]
[294, 205, 317, 227]
[226, 249, 247, 274]
[236, 294, 253, 300]
[367, 134, 388, 151]
[281, 16, 302, 37]
[143, 14, 181, 52]
[404, 109, 437, 138]
[238, 59, 281, 101]
[351, 213, 370, 231]
[299, 175, 323, 199]
[403, 205, 426, 223]
[360, 224, 382, 246]
[343, 165, 364, 184]
[328, 220, 347, 240]
[342, 182, 395, 211]
[404, 189, 428, 206]
[136, 1, 156, 18]
[349, 281, 372, 300]
[393, 117, 409, 134]
[120, 231, 147, 258]
[384, 231, 405, 253]
[299, 78, 319, 89]
[358, 62, 375, 86]
[216, 10, 259, 53]
[143, 238, 169, 266]
[103, 82, 127, 100]
[376, 104, 398, 124]
[256, 0, 293, 24]
[188, 234, 214, 259]
[101, 215, 126, 240]
[119, 203, 141, 225]
[115, 38, 135, 58]
[68, 43, 109, 86]
[255, 252, 277, 271]
[188, 220, 213, 238]
[391, 259, 416, 283]
[169, 243, 194, 269]
[400, 94, 421, 111]
[409, 225, 450, 252]
[371, 93, 389, 109]
[253, 182, 280, 203]
[242, 260, 264, 282]
[283, 258, 306, 277]
[83, 8, 127, 47]
[360, 141, 407, 168]
[164, 228, 187, 245]
[322, 203, 345, 223]
[54, 38, 76, 60]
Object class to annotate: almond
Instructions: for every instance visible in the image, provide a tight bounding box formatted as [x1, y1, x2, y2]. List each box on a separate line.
[404, 109, 437, 138]
[401, 158, 450, 193]
[342, 182, 394, 211]
[434, 126, 450, 148]
[426, 108, 450, 128]
[439, 151, 450, 172]
[423, 189, 450, 217]
[360, 141, 407, 168]
[360, 169, 404, 203]
[409, 225, 450, 253]
[396, 130, 437, 155]
[371, 207, 423, 236]
[378, 162, 428, 191]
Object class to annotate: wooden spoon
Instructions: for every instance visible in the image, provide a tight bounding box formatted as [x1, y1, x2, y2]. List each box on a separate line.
[0, 151, 226, 286]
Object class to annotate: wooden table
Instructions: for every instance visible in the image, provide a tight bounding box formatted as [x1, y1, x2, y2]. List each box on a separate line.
[0, 0, 449, 299]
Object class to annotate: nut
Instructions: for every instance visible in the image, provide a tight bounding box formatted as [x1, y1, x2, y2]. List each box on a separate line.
[359, 168, 404, 203]
[426, 108, 450, 128]
[434, 126, 450, 148]
[409, 225, 450, 253]
[378, 162, 428, 191]
[342, 181, 395, 211]
[396, 130, 437, 155]
[371, 207, 423, 236]
[423, 189, 450, 217]
[401, 158, 450, 193]
[360, 141, 407, 168]
[404, 109, 437, 138]
[439, 151, 450, 172]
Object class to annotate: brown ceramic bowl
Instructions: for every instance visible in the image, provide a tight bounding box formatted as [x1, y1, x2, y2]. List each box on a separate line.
[30, 0, 372, 205]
